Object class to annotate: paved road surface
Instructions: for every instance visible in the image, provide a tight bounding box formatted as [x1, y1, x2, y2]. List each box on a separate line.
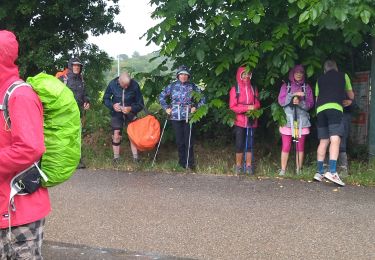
[44, 170, 375, 259]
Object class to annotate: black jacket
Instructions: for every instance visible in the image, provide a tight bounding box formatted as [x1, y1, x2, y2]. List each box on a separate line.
[59, 57, 89, 108]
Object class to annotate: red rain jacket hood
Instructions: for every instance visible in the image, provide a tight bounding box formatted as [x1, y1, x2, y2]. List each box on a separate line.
[229, 67, 261, 128]
[0, 30, 50, 228]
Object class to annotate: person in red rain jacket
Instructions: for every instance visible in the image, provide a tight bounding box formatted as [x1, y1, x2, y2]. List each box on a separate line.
[229, 66, 261, 175]
[0, 30, 50, 259]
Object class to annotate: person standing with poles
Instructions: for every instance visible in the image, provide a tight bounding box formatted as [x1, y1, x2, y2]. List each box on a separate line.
[159, 65, 205, 170]
[314, 60, 354, 186]
[229, 66, 261, 175]
[278, 65, 314, 176]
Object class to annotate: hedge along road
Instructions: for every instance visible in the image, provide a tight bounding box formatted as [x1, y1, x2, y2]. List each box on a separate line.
[44, 169, 375, 260]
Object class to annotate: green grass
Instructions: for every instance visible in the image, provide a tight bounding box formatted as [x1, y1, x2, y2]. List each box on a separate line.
[81, 130, 375, 186]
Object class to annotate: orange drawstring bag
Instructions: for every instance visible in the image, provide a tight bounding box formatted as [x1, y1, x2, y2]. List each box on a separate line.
[127, 115, 161, 151]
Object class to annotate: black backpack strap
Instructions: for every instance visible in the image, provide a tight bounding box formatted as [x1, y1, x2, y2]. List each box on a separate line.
[236, 84, 240, 103]
[287, 82, 291, 94]
[0, 81, 31, 129]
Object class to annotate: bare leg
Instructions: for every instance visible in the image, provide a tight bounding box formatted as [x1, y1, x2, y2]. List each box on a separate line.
[236, 153, 243, 167]
[281, 152, 289, 171]
[112, 130, 121, 159]
[297, 151, 304, 170]
[329, 135, 340, 161]
[317, 139, 329, 161]
[245, 152, 252, 167]
[130, 140, 138, 159]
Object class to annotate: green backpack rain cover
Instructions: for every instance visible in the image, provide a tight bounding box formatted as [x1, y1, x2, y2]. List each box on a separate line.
[26, 72, 81, 187]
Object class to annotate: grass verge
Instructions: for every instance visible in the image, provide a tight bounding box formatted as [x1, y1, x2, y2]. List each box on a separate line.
[81, 130, 375, 187]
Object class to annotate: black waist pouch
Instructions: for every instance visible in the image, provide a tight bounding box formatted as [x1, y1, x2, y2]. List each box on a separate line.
[10, 164, 44, 196]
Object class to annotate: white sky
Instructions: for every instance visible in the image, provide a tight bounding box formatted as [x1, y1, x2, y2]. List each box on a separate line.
[88, 0, 160, 58]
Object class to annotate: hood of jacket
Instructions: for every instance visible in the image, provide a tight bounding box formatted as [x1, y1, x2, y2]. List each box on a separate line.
[236, 66, 252, 89]
[0, 30, 20, 90]
[67, 57, 83, 78]
[288, 64, 305, 85]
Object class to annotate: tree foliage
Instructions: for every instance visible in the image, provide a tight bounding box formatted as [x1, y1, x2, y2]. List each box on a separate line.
[0, 0, 124, 101]
[144, 0, 374, 130]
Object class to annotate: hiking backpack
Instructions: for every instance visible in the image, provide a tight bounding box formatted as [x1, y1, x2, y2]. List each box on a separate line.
[235, 84, 258, 105]
[55, 68, 69, 84]
[286, 82, 306, 100]
[1, 72, 81, 187]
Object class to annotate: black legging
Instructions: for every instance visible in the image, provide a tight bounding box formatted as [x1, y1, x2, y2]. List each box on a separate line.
[171, 120, 194, 167]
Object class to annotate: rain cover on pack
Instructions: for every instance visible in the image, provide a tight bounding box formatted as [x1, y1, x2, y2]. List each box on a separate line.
[27, 73, 81, 187]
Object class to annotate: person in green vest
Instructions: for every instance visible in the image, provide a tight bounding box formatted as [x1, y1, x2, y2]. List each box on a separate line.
[313, 60, 354, 186]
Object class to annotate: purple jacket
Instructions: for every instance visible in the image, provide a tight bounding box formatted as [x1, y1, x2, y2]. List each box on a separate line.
[278, 65, 314, 129]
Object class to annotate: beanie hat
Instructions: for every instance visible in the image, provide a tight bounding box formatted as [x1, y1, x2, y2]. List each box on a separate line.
[176, 65, 191, 77]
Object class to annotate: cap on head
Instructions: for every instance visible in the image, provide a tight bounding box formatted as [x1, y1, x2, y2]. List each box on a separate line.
[71, 58, 82, 66]
[176, 65, 191, 78]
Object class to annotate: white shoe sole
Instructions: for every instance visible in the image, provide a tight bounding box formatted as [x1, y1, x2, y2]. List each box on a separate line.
[313, 174, 324, 182]
[324, 173, 345, 186]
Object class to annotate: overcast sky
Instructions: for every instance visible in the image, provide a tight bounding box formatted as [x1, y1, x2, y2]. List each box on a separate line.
[88, 0, 160, 58]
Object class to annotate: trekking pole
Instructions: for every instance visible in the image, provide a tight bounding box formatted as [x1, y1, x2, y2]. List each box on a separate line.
[293, 104, 300, 174]
[250, 126, 254, 175]
[151, 117, 168, 167]
[186, 122, 192, 169]
[243, 126, 249, 174]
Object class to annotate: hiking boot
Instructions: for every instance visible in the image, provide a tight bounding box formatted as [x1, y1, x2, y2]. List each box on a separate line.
[235, 166, 242, 175]
[279, 169, 286, 176]
[188, 165, 196, 171]
[112, 158, 121, 166]
[245, 166, 253, 175]
[313, 172, 324, 182]
[338, 166, 349, 178]
[77, 160, 86, 169]
[324, 172, 345, 186]
[133, 157, 140, 164]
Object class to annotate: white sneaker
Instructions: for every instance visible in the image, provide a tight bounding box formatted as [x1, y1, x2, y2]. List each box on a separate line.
[324, 172, 345, 186]
[313, 172, 324, 182]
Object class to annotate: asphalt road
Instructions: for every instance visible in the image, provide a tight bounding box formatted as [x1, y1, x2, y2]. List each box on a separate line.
[43, 170, 375, 260]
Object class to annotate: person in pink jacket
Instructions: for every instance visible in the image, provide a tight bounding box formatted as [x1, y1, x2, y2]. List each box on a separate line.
[0, 30, 51, 259]
[229, 66, 261, 174]
[278, 65, 314, 175]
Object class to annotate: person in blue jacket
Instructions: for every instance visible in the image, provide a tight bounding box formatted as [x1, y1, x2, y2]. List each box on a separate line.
[159, 65, 205, 170]
[103, 72, 144, 163]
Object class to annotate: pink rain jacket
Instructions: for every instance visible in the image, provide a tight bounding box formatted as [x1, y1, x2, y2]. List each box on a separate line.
[0, 30, 50, 228]
[229, 67, 261, 128]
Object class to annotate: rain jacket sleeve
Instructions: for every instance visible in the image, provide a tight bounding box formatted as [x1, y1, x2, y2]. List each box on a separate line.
[83, 82, 90, 104]
[299, 83, 314, 111]
[159, 84, 172, 110]
[103, 83, 114, 112]
[229, 86, 249, 114]
[0, 88, 45, 177]
[130, 83, 144, 113]
[278, 83, 292, 107]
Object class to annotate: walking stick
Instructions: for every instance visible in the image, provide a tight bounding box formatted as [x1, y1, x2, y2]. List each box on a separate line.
[152, 118, 168, 167]
[293, 104, 300, 174]
[186, 122, 192, 169]
[250, 126, 254, 175]
[243, 126, 249, 174]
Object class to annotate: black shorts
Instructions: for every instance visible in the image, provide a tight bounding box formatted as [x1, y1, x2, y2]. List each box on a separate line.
[111, 113, 136, 133]
[317, 109, 344, 139]
[234, 126, 255, 153]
